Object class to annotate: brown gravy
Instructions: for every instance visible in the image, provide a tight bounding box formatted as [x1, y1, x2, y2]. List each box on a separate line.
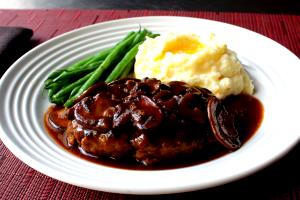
[44, 94, 263, 170]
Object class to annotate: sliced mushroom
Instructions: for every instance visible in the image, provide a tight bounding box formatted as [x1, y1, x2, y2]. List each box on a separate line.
[131, 95, 163, 130]
[73, 95, 114, 130]
[113, 104, 132, 128]
[108, 77, 140, 86]
[178, 93, 206, 124]
[73, 82, 107, 105]
[108, 78, 140, 99]
[47, 106, 69, 133]
[168, 81, 189, 95]
[207, 96, 241, 150]
[142, 78, 161, 94]
[153, 90, 177, 111]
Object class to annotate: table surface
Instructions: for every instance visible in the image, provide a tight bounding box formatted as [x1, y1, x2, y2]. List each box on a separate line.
[0, 9, 299, 200]
[0, 0, 300, 14]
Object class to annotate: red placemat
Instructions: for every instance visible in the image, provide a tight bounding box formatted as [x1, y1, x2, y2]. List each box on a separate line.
[0, 9, 299, 200]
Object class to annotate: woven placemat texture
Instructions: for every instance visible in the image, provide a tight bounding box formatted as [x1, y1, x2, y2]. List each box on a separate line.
[0, 9, 299, 200]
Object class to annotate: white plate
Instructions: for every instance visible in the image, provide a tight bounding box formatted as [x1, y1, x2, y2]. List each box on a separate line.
[0, 16, 300, 194]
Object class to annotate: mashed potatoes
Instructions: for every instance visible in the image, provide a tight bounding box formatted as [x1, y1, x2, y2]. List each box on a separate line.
[134, 32, 254, 99]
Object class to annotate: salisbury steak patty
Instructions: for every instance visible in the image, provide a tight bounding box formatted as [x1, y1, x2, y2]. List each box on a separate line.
[65, 78, 240, 165]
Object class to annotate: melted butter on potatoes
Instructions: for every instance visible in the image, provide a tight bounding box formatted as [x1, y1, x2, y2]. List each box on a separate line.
[134, 32, 254, 99]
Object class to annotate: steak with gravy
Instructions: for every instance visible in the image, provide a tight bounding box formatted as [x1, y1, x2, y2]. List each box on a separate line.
[61, 78, 241, 165]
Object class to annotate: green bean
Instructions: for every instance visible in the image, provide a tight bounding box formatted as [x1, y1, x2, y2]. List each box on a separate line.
[64, 32, 138, 107]
[147, 32, 160, 38]
[120, 59, 135, 78]
[52, 60, 102, 82]
[45, 56, 94, 83]
[69, 85, 81, 98]
[51, 71, 93, 104]
[44, 79, 55, 88]
[131, 29, 143, 44]
[46, 69, 65, 81]
[66, 47, 113, 71]
[47, 88, 56, 100]
[45, 78, 72, 90]
[105, 42, 141, 83]
[45, 31, 135, 83]
[44, 29, 159, 107]
[45, 47, 113, 84]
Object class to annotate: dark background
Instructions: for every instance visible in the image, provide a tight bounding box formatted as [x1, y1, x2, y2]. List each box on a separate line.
[0, 0, 299, 14]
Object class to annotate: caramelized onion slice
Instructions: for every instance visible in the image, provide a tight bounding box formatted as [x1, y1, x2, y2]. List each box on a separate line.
[207, 96, 241, 150]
